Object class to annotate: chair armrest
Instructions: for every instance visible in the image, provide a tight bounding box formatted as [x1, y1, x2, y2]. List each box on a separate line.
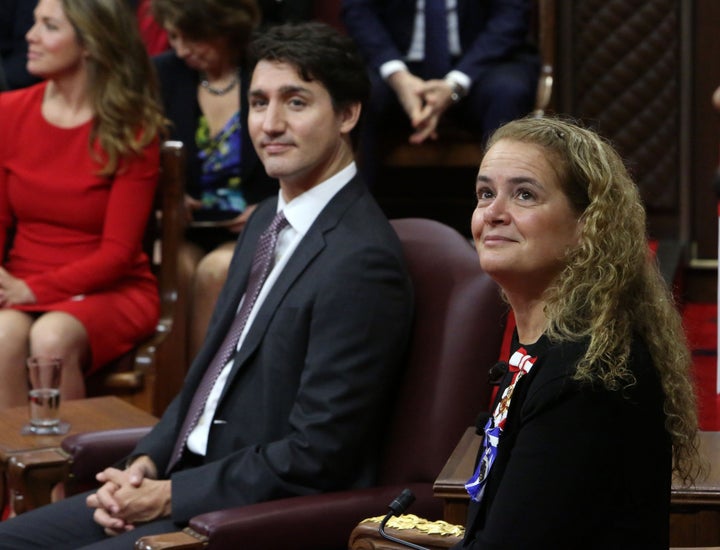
[349, 520, 462, 550]
[7, 448, 71, 514]
[433, 426, 481, 525]
[101, 324, 172, 391]
[60, 427, 152, 495]
[135, 530, 206, 550]
[136, 483, 442, 550]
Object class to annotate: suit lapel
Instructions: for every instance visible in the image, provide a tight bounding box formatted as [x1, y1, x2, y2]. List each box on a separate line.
[179, 202, 276, 403]
[218, 177, 366, 400]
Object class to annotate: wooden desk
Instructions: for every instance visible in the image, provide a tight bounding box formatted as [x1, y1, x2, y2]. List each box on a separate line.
[433, 427, 720, 546]
[0, 396, 157, 516]
[671, 431, 720, 545]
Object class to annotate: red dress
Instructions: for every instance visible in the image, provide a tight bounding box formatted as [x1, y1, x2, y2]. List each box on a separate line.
[0, 83, 160, 373]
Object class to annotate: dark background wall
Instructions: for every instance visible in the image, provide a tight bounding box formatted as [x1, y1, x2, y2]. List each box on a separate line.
[553, 0, 720, 302]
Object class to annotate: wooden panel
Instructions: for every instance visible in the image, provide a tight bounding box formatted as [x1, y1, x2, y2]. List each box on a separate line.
[433, 427, 481, 526]
[556, 0, 685, 239]
[690, 0, 720, 261]
[554, 0, 720, 298]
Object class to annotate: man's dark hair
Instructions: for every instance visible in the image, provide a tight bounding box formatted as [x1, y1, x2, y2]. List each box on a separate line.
[247, 21, 370, 114]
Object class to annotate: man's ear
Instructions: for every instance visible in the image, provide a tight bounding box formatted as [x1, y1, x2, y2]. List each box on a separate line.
[339, 102, 362, 135]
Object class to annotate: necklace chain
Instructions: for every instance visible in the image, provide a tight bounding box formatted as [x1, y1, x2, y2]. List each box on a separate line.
[200, 73, 239, 96]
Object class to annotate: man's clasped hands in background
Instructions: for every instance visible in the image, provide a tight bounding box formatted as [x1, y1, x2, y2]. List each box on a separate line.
[387, 69, 460, 144]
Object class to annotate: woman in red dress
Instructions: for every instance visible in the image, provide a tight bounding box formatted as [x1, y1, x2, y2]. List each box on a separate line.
[0, 0, 167, 409]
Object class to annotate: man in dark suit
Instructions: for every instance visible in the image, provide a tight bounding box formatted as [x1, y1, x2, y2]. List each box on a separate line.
[0, 22, 413, 549]
[341, 0, 539, 185]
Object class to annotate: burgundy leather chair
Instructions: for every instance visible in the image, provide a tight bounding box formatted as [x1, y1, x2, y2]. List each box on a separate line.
[60, 218, 507, 550]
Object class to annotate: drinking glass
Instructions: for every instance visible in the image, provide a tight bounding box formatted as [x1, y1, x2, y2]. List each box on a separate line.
[22, 356, 70, 435]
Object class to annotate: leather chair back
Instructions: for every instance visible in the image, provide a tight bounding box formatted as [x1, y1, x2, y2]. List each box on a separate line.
[380, 218, 507, 486]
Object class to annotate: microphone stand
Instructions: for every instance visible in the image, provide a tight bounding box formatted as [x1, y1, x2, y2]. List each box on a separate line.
[378, 489, 430, 550]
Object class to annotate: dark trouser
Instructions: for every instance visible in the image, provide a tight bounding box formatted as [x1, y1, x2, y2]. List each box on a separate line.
[0, 491, 182, 549]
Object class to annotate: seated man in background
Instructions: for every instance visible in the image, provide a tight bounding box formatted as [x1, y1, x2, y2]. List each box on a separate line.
[0, 21, 414, 549]
[342, 0, 539, 186]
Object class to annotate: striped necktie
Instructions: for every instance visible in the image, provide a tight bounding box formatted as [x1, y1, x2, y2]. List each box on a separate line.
[166, 211, 289, 473]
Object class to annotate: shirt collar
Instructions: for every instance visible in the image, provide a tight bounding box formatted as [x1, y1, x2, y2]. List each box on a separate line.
[276, 162, 356, 236]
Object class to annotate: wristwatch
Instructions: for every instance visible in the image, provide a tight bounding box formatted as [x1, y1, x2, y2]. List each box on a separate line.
[446, 79, 466, 104]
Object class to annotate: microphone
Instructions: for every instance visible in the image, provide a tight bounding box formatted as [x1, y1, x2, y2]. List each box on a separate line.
[487, 361, 508, 385]
[378, 489, 430, 550]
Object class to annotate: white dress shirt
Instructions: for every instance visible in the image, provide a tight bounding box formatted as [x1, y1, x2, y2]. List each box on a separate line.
[379, 0, 471, 93]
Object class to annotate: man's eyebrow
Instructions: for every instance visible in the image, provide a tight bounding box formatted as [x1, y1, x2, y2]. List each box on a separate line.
[249, 85, 312, 97]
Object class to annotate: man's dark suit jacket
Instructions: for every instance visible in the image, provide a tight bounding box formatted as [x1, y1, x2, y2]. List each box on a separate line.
[152, 52, 278, 206]
[133, 176, 414, 522]
[457, 334, 671, 549]
[341, 0, 533, 82]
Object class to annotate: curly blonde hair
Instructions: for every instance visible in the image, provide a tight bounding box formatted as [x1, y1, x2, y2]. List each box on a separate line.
[62, 0, 167, 175]
[486, 116, 700, 483]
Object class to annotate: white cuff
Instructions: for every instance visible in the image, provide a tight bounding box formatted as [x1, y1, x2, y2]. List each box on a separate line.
[444, 70, 471, 94]
[380, 60, 409, 81]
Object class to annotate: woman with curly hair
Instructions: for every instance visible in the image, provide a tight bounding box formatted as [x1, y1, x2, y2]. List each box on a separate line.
[0, 0, 166, 408]
[458, 116, 699, 548]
